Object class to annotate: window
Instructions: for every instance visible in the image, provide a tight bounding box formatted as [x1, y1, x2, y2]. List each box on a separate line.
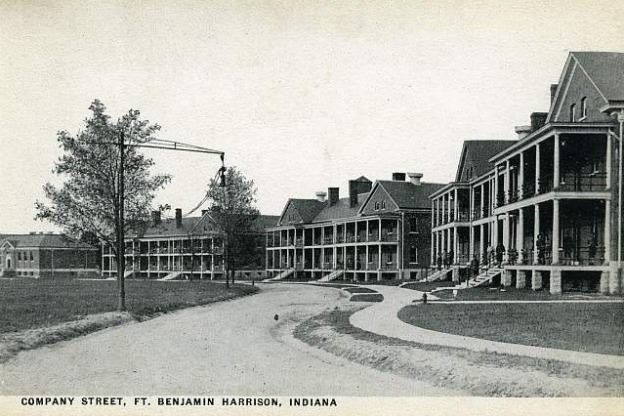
[30, 251, 34, 261]
[374, 201, 380, 210]
[570, 103, 576, 122]
[381, 200, 386, 209]
[409, 245, 418, 263]
[409, 218, 418, 233]
[17, 252, 22, 261]
[581, 97, 587, 119]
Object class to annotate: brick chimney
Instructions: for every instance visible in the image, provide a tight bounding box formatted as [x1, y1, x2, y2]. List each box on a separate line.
[550, 84, 558, 105]
[514, 125, 532, 140]
[407, 172, 423, 185]
[392, 172, 406, 181]
[328, 187, 339, 206]
[348, 177, 372, 208]
[151, 210, 161, 226]
[530, 112, 548, 132]
[175, 208, 183, 228]
[315, 191, 327, 202]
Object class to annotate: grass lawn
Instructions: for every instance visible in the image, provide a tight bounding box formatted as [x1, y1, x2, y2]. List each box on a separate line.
[398, 302, 624, 355]
[432, 286, 610, 301]
[0, 278, 257, 334]
[343, 287, 377, 294]
[401, 280, 456, 292]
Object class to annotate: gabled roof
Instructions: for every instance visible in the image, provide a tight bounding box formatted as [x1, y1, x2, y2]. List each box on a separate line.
[0, 234, 95, 249]
[312, 193, 369, 223]
[455, 140, 516, 182]
[279, 199, 326, 224]
[548, 51, 624, 122]
[571, 52, 624, 103]
[373, 181, 445, 210]
[140, 213, 279, 237]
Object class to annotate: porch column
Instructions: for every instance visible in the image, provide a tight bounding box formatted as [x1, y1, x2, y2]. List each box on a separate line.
[447, 228, 451, 252]
[453, 227, 458, 263]
[469, 225, 475, 259]
[447, 193, 452, 223]
[552, 200, 560, 264]
[517, 208, 525, 263]
[430, 229, 435, 264]
[606, 132, 612, 189]
[535, 143, 541, 193]
[378, 219, 382, 241]
[519, 151, 525, 199]
[503, 213, 510, 262]
[504, 160, 510, 204]
[533, 204, 540, 264]
[493, 217, 499, 247]
[479, 224, 485, 260]
[554, 133, 560, 189]
[454, 189, 459, 221]
[365, 245, 370, 281]
[494, 165, 499, 206]
[480, 184, 485, 217]
[605, 200, 611, 263]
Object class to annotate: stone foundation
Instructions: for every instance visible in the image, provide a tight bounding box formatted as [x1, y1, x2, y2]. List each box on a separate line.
[502, 270, 513, 287]
[516, 270, 527, 289]
[550, 270, 562, 294]
[531, 270, 542, 290]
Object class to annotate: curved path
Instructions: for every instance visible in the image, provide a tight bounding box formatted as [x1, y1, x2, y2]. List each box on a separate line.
[350, 285, 624, 369]
[0, 283, 453, 396]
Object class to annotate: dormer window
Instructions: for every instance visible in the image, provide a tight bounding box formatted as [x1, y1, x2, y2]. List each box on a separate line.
[570, 103, 576, 122]
[580, 97, 587, 120]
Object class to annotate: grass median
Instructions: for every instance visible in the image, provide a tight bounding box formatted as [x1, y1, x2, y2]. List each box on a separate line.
[0, 278, 258, 334]
[398, 302, 624, 356]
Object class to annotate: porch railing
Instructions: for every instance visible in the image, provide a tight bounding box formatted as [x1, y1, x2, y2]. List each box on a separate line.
[558, 173, 607, 192]
[560, 246, 605, 266]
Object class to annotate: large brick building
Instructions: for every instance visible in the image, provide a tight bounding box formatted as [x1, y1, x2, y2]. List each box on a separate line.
[0, 233, 98, 278]
[430, 51, 624, 294]
[101, 208, 279, 280]
[266, 173, 444, 281]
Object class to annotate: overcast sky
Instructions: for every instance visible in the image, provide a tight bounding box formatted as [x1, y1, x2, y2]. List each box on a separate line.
[1, 0, 624, 233]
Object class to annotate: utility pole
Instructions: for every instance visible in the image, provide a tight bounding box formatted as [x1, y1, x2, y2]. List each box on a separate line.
[117, 131, 126, 311]
[112, 133, 224, 312]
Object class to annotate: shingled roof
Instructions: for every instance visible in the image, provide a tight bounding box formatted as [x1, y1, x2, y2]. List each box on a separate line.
[455, 140, 516, 182]
[140, 213, 279, 237]
[376, 181, 445, 210]
[0, 233, 95, 250]
[312, 193, 369, 223]
[571, 52, 624, 102]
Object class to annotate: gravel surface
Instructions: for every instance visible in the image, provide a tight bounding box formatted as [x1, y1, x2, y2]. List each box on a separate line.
[0, 283, 448, 396]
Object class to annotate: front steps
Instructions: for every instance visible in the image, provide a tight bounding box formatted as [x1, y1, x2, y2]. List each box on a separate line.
[263, 269, 295, 282]
[318, 269, 344, 282]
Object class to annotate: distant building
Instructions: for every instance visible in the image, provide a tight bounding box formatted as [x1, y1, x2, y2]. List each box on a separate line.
[266, 173, 444, 281]
[430, 51, 624, 294]
[0, 233, 98, 278]
[101, 208, 279, 280]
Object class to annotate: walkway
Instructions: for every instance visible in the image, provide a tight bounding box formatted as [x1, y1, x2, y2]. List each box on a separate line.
[349, 285, 624, 370]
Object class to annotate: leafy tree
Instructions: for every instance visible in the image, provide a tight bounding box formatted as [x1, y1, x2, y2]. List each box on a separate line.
[206, 166, 260, 287]
[35, 100, 171, 310]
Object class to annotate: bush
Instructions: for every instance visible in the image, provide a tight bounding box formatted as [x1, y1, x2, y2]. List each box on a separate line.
[1, 270, 16, 278]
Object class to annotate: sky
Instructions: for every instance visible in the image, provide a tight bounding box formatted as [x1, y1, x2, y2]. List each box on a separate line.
[1, 0, 624, 233]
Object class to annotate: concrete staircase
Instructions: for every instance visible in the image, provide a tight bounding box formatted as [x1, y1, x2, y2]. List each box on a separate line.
[417, 268, 451, 283]
[159, 271, 184, 281]
[319, 269, 344, 282]
[468, 267, 502, 287]
[263, 269, 295, 282]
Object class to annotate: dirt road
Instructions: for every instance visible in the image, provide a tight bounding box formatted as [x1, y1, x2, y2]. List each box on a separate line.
[0, 283, 454, 395]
